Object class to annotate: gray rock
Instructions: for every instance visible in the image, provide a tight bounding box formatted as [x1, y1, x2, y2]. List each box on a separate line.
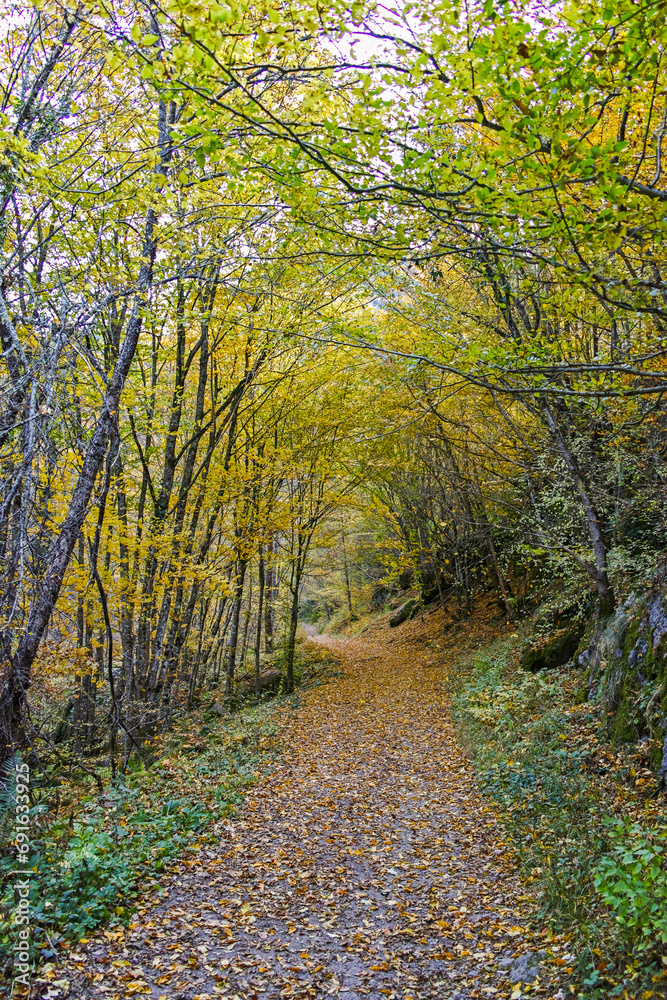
[389, 598, 419, 627]
[628, 638, 647, 666]
[505, 950, 546, 984]
[648, 592, 667, 648]
[660, 733, 667, 784]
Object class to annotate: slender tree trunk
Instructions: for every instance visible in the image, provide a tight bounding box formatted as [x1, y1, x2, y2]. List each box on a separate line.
[239, 575, 253, 675]
[254, 548, 265, 694]
[114, 460, 135, 704]
[226, 560, 247, 695]
[187, 598, 208, 708]
[540, 398, 615, 615]
[213, 601, 233, 686]
[285, 565, 302, 694]
[264, 536, 275, 653]
[487, 532, 514, 619]
[341, 529, 353, 618]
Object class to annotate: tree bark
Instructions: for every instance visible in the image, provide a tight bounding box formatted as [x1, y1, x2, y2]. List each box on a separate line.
[285, 565, 302, 694]
[539, 397, 615, 616]
[254, 549, 265, 694]
[264, 536, 275, 653]
[486, 532, 514, 619]
[226, 560, 247, 696]
[341, 529, 353, 618]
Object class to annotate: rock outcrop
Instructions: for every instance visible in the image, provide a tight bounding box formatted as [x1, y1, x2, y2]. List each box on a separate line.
[520, 621, 585, 672]
[389, 598, 420, 627]
[580, 583, 667, 777]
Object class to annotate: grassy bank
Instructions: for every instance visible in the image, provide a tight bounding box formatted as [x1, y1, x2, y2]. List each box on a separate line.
[0, 698, 279, 975]
[452, 640, 667, 999]
[0, 637, 342, 979]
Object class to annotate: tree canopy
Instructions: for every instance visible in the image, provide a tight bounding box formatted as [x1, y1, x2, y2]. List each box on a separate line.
[0, 0, 666, 779]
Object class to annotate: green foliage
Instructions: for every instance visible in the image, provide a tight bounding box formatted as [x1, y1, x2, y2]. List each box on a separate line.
[594, 820, 667, 954]
[271, 634, 343, 689]
[22, 787, 208, 943]
[0, 702, 279, 964]
[453, 657, 603, 939]
[453, 644, 667, 995]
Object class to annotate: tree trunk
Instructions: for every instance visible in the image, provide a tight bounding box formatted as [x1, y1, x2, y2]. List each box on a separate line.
[254, 549, 265, 694]
[264, 536, 275, 653]
[341, 529, 353, 617]
[226, 560, 247, 696]
[239, 572, 253, 671]
[540, 398, 615, 616]
[285, 567, 301, 694]
[487, 532, 514, 619]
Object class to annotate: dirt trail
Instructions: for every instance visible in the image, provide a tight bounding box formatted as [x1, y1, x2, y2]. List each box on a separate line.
[62, 619, 555, 1000]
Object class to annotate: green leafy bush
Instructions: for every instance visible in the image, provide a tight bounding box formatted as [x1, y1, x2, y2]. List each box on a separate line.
[453, 650, 604, 935]
[452, 641, 667, 996]
[594, 820, 667, 954]
[0, 699, 279, 965]
[32, 786, 209, 938]
[0, 777, 214, 963]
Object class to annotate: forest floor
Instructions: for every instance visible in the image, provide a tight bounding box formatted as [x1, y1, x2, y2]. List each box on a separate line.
[50, 606, 566, 1000]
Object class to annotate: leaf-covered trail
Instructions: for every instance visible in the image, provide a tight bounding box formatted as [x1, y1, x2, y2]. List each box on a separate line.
[66, 619, 555, 1000]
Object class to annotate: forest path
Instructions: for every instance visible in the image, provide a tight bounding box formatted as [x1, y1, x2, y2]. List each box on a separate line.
[65, 615, 553, 1000]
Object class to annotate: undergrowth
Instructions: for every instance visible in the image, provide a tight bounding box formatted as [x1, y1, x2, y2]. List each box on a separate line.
[453, 645, 667, 1000]
[268, 636, 344, 689]
[0, 698, 280, 972]
[0, 638, 343, 976]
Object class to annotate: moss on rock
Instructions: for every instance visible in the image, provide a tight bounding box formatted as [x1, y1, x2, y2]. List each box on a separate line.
[610, 700, 639, 744]
[520, 622, 585, 672]
[586, 585, 667, 769]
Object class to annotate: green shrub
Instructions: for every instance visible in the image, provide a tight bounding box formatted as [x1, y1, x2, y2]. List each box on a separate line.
[454, 642, 667, 997]
[0, 699, 279, 964]
[594, 819, 667, 955]
[0, 777, 215, 962]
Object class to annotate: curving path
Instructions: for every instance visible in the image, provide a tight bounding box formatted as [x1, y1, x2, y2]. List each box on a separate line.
[59, 622, 554, 1000]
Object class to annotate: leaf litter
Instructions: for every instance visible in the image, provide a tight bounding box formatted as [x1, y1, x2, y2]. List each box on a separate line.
[52, 608, 565, 1000]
